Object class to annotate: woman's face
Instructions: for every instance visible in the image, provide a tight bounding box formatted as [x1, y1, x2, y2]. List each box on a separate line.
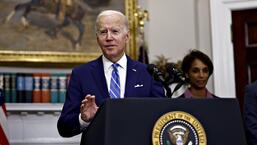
[186, 58, 210, 90]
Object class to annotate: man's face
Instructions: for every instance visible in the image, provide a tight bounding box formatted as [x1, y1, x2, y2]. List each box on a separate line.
[186, 59, 210, 90]
[96, 14, 129, 62]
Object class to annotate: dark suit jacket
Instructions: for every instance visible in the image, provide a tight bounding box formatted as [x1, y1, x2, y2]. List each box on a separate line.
[57, 55, 164, 139]
[244, 81, 257, 145]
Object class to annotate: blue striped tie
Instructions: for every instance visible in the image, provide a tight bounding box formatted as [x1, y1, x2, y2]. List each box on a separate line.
[109, 63, 120, 98]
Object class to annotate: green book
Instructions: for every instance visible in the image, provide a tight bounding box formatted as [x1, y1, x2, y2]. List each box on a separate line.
[50, 74, 58, 103]
[58, 74, 67, 103]
[10, 73, 17, 103]
[3, 73, 11, 103]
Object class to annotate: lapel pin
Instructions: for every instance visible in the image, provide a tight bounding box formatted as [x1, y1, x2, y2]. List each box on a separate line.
[134, 84, 143, 88]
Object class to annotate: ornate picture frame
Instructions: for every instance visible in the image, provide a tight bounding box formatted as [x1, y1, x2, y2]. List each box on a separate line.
[0, 0, 138, 67]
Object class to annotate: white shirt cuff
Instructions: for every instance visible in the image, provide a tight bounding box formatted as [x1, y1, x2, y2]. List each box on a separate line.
[79, 113, 90, 130]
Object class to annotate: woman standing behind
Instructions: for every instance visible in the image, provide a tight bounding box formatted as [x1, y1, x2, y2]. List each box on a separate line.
[178, 49, 218, 98]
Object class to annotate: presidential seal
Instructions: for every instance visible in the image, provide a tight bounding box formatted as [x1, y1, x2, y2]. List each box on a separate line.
[152, 111, 207, 145]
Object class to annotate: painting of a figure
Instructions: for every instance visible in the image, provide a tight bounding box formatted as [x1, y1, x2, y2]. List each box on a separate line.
[0, 0, 124, 54]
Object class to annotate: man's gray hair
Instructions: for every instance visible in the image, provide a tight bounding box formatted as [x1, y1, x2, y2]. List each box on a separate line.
[95, 10, 129, 33]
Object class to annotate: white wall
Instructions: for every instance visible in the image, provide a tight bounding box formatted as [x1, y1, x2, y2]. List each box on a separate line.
[139, 0, 214, 92]
[148, 0, 197, 62]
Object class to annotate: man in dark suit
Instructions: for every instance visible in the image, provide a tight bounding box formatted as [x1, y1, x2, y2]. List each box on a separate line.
[244, 80, 257, 145]
[57, 10, 164, 140]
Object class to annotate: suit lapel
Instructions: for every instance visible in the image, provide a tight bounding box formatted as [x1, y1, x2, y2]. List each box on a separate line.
[125, 57, 139, 97]
[90, 56, 109, 99]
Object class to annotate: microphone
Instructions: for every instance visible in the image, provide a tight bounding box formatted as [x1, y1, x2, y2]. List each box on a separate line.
[147, 64, 166, 83]
[166, 63, 186, 84]
[166, 63, 186, 98]
[147, 64, 172, 98]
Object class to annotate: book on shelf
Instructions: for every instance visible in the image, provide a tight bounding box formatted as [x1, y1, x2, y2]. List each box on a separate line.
[41, 73, 50, 103]
[50, 74, 58, 103]
[10, 73, 17, 103]
[16, 73, 25, 103]
[33, 73, 42, 103]
[3, 74, 11, 103]
[58, 74, 67, 103]
[24, 74, 33, 103]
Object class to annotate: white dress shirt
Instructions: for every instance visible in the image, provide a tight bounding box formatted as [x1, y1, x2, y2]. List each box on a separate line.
[102, 54, 127, 98]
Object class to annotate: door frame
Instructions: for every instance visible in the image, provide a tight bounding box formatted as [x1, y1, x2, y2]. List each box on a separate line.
[210, 0, 257, 98]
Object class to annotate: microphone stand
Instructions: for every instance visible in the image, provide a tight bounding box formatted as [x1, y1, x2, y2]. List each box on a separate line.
[164, 84, 172, 98]
[170, 81, 185, 98]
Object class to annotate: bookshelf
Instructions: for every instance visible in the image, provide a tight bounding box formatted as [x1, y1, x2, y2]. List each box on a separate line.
[0, 71, 71, 104]
[0, 67, 79, 144]
[0, 66, 71, 107]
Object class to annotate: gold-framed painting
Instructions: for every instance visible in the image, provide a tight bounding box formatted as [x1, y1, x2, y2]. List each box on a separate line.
[0, 0, 138, 67]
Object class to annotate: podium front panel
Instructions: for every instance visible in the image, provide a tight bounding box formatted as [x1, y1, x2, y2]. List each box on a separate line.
[82, 98, 246, 145]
